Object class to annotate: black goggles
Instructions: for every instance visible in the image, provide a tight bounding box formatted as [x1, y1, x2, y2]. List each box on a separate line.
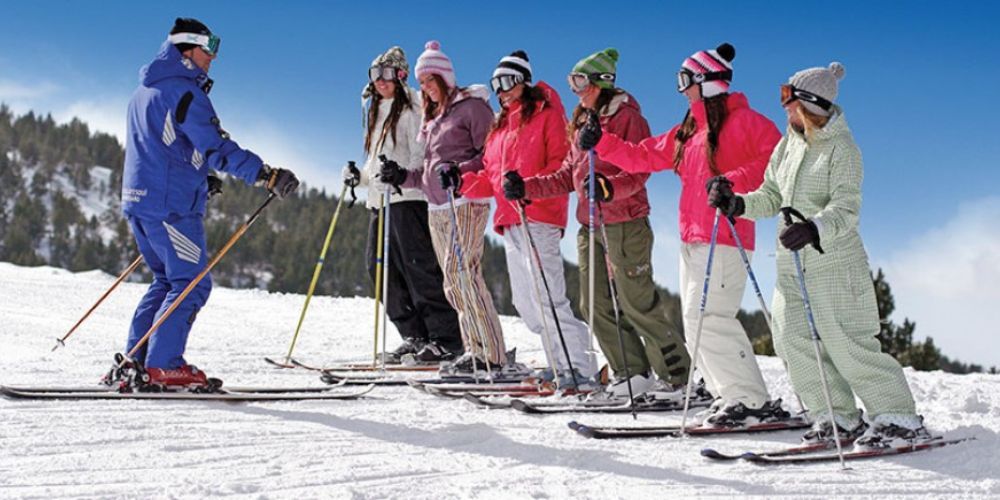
[780, 84, 833, 112]
[490, 74, 524, 94]
[369, 65, 401, 83]
[676, 69, 732, 93]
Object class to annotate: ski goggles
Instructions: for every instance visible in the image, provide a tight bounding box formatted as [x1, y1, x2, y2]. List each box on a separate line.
[567, 72, 616, 93]
[369, 65, 402, 83]
[490, 74, 524, 94]
[676, 69, 732, 93]
[780, 84, 833, 112]
[168, 32, 221, 56]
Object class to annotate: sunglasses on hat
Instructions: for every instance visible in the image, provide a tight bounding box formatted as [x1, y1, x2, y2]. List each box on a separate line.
[369, 65, 403, 83]
[490, 74, 524, 94]
[169, 32, 221, 57]
[567, 72, 616, 93]
[676, 68, 732, 93]
[780, 84, 833, 111]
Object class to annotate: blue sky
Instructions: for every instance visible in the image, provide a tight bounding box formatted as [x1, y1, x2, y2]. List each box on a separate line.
[2, 1, 998, 366]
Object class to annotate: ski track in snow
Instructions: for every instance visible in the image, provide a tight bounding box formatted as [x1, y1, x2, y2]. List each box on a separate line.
[1, 262, 998, 499]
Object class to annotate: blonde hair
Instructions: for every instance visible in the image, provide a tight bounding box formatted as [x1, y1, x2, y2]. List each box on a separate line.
[796, 104, 830, 140]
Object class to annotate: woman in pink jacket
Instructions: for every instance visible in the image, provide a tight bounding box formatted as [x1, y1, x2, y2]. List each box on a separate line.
[506, 48, 693, 401]
[462, 51, 595, 385]
[577, 43, 785, 425]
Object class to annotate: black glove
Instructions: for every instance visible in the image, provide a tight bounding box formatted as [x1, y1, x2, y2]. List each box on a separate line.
[207, 175, 223, 200]
[779, 220, 820, 252]
[257, 165, 299, 199]
[342, 161, 361, 188]
[705, 175, 745, 218]
[378, 157, 407, 187]
[503, 171, 525, 200]
[437, 162, 462, 192]
[584, 172, 614, 202]
[578, 110, 603, 151]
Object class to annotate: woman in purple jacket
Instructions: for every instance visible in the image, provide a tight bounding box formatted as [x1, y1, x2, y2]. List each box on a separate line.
[380, 41, 510, 375]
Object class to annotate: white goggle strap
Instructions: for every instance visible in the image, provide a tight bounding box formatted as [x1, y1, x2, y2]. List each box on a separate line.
[169, 33, 212, 51]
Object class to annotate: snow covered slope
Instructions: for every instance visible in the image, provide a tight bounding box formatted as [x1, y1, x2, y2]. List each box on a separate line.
[1, 263, 997, 498]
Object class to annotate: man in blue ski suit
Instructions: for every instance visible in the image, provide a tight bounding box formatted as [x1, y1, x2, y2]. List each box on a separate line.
[121, 18, 298, 387]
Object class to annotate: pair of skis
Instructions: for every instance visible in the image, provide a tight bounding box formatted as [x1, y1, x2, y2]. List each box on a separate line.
[0, 383, 374, 402]
[569, 417, 972, 464]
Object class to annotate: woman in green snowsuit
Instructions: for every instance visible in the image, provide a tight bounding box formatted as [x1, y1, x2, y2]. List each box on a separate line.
[707, 62, 929, 449]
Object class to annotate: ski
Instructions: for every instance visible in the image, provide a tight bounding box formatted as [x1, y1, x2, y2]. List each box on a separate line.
[0, 384, 375, 401]
[409, 380, 542, 394]
[700, 438, 855, 461]
[263, 357, 439, 372]
[510, 396, 713, 415]
[743, 436, 974, 465]
[0, 382, 347, 394]
[320, 372, 527, 386]
[568, 417, 812, 439]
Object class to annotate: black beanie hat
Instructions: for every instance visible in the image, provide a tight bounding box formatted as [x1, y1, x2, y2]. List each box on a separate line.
[170, 18, 212, 53]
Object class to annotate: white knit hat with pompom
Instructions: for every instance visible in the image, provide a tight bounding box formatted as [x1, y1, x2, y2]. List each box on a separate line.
[788, 62, 845, 116]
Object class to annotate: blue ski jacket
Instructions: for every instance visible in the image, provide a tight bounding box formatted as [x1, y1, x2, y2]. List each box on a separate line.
[122, 41, 264, 219]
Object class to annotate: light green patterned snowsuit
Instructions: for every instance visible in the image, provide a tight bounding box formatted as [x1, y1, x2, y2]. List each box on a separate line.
[742, 109, 916, 425]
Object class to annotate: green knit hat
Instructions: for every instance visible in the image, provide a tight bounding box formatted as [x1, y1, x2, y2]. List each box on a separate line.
[571, 48, 619, 89]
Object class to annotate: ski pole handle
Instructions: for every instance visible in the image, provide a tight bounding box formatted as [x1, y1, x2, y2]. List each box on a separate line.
[780, 206, 824, 254]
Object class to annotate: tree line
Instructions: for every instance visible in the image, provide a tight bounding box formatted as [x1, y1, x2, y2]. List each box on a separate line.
[0, 104, 992, 374]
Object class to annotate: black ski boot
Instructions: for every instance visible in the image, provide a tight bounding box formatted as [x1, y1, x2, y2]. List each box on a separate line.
[384, 338, 427, 364]
[704, 399, 790, 427]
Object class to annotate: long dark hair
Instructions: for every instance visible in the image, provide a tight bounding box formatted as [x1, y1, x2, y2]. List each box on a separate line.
[568, 87, 624, 140]
[421, 74, 452, 122]
[673, 93, 730, 176]
[489, 83, 546, 136]
[364, 82, 413, 154]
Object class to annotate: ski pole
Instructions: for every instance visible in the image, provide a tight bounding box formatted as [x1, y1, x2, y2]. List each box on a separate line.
[509, 193, 580, 390]
[587, 149, 597, 352]
[279, 182, 352, 365]
[680, 208, 722, 436]
[725, 215, 806, 413]
[512, 204, 559, 380]
[123, 193, 277, 363]
[379, 182, 393, 372]
[446, 187, 492, 381]
[52, 255, 144, 352]
[596, 202, 637, 418]
[371, 194, 386, 368]
[781, 206, 847, 469]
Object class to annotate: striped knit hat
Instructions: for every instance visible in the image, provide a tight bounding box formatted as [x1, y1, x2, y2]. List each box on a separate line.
[493, 50, 532, 82]
[415, 40, 456, 89]
[681, 43, 735, 98]
[571, 48, 619, 89]
[788, 62, 846, 116]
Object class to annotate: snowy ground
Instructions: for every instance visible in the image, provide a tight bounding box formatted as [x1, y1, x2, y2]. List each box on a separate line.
[1, 262, 998, 499]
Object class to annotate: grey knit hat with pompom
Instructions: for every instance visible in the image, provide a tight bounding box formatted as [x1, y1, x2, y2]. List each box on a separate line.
[788, 62, 846, 116]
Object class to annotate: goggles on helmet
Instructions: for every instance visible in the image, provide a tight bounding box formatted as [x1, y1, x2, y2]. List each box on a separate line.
[169, 32, 221, 56]
[567, 72, 616, 93]
[676, 68, 732, 93]
[780, 84, 833, 112]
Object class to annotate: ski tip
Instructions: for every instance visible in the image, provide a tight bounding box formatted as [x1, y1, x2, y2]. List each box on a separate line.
[263, 357, 294, 369]
[568, 421, 597, 438]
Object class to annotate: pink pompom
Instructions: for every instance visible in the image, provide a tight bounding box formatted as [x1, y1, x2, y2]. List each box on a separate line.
[425, 40, 441, 51]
